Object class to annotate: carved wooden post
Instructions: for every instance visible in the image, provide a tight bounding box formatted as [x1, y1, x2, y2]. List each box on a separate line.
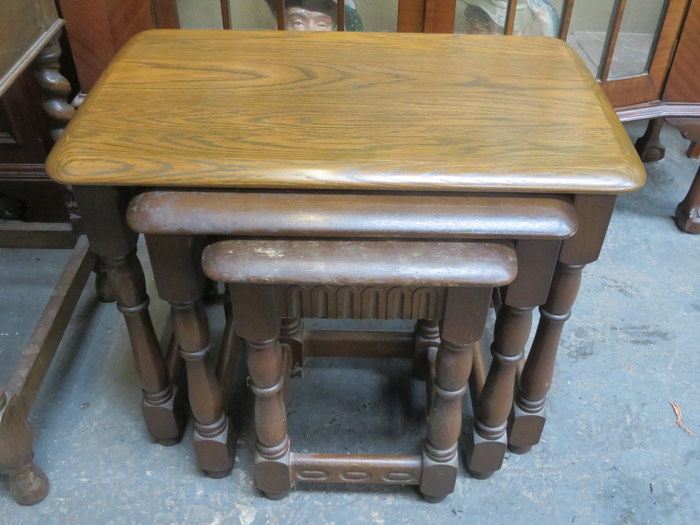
[145, 234, 234, 477]
[32, 34, 75, 140]
[674, 164, 700, 233]
[420, 287, 491, 502]
[509, 261, 583, 453]
[230, 284, 291, 499]
[467, 240, 560, 478]
[280, 317, 304, 373]
[509, 196, 616, 452]
[72, 187, 187, 444]
[0, 391, 48, 505]
[413, 319, 440, 380]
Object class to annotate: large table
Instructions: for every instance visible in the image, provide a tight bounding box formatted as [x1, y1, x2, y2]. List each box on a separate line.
[45, 30, 645, 491]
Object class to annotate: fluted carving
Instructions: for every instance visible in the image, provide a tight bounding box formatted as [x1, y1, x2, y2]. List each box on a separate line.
[280, 285, 446, 320]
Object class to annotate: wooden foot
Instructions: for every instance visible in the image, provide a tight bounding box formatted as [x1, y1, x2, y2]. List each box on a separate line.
[0, 392, 48, 505]
[635, 118, 666, 162]
[674, 165, 700, 234]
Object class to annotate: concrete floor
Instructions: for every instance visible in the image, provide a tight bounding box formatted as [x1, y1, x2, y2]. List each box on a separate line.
[1, 121, 699, 524]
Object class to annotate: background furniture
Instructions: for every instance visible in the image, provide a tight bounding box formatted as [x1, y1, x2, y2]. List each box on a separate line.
[0, 0, 100, 506]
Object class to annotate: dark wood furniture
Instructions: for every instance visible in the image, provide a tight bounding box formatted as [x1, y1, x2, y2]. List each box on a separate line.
[205, 238, 517, 501]
[128, 190, 579, 496]
[45, 30, 644, 496]
[0, 0, 100, 507]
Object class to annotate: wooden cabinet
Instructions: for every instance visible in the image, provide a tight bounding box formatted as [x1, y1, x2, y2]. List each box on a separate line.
[0, 0, 70, 221]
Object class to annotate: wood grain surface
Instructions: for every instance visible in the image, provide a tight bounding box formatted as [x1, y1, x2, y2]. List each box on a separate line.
[46, 30, 645, 193]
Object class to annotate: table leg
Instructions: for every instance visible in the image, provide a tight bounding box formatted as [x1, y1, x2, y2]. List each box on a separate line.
[0, 391, 48, 505]
[230, 284, 291, 499]
[466, 240, 560, 478]
[509, 195, 616, 453]
[420, 287, 491, 503]
[72, 187, 186, 444]
[635, 118, 666, 162]
[675, 165, 700, 234]
[145, 234, 234, 477]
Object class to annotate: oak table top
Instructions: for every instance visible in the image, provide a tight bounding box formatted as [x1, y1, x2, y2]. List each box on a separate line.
[46, 30, 645, 194]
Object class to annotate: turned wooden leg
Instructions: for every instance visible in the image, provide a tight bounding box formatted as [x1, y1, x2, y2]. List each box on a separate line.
[107, 251, 188, 445]
[467, 240, 560, 478]
[32, 33, 75, 140]
[675, 165, 700, 234]
[280, 317, 304, 374]
[0, 391, 49, 505]
[413, 319, 440, 380]
[508, 195, 615, 454]
[146, 235, 234, 477]
[635, 118, 666, 162]
[509, 262, 583, 453]
[92, 256, 116, 303]
[420, 287, 492, 502]
[230, 284, 291, 499]
[468, 305, 532, 475]
[73, 186, 186, 445]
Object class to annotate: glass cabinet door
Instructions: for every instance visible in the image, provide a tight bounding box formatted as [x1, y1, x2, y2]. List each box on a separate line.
[446, 0, 690, 107]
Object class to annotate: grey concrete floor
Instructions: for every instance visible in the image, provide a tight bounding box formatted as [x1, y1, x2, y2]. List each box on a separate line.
[1, 121, 699, 524]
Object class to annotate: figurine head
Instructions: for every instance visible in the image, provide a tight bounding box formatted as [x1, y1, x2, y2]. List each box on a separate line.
[464, 4, 501, 34]
[265, 0, 338, 31]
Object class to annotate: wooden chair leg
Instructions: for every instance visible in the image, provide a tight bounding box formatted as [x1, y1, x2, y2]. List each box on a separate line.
[635, 118, 666, 162]
[420, 287, 492, 502]
[230, 284, 292, 499]
[0, 392, 48, 505]
[146, 235, 234, 477]
[675, 165, 700, 234]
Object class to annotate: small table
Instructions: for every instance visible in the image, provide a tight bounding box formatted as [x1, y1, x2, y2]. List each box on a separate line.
[45, 30, 645, 482]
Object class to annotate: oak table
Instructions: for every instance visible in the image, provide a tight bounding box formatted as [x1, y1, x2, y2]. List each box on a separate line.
[45, 30, 645, 494]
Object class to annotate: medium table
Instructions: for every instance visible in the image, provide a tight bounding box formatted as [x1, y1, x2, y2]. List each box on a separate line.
[45, 30, 645, 485]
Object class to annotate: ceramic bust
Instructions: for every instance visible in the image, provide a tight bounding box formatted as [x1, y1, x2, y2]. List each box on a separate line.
[463, 0, 560, 37]
[264, 0, 363, 32]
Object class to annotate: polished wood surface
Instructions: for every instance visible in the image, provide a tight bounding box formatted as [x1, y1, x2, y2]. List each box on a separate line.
[203, 239, 516, 286]
[128, 191, 577, 239]
[664, 0, 700, 103]
[0, 0, 61, 95]
[47, 31, 644, 193]
[58, 0, 156, 91]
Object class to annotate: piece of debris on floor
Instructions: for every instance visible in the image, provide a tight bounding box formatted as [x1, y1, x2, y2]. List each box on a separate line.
[669, 401, 696, 437]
